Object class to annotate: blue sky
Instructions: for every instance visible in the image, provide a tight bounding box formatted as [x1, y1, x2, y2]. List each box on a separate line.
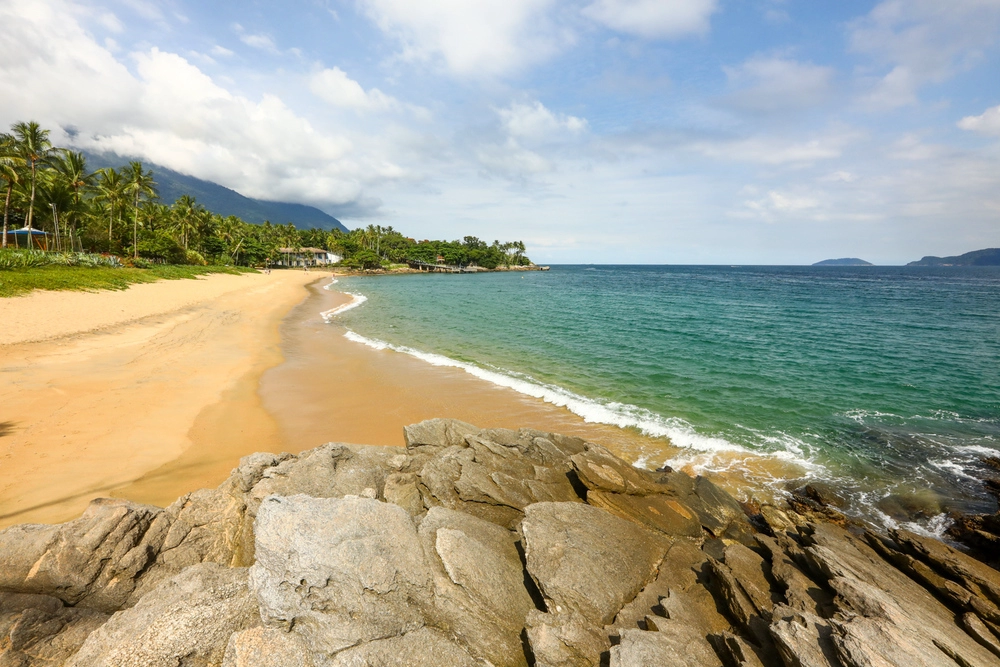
[2, 0, 999, 264]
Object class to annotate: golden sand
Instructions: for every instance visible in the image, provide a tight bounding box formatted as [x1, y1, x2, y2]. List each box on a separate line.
[0, 271, 317, 527]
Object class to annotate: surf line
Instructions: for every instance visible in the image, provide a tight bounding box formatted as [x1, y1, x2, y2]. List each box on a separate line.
[321, 293, 367, 322]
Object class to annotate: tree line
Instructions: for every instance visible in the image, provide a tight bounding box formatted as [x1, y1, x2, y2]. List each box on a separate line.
[0, 120, 532, 269]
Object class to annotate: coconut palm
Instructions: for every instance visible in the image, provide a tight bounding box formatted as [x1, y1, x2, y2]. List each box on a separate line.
[0, 133, 24, 248]
[94, 168, 125, 244]
[171, 195, 205, 250]
[10, 121, 54, 237]
[123, 161, 156, 258]
[49, 150, 94, 251]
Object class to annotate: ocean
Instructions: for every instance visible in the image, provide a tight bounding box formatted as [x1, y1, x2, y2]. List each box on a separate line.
[328, 265, 1000, 532]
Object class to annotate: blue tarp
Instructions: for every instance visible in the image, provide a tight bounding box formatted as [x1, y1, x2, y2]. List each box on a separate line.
[4, 228, 48, 235]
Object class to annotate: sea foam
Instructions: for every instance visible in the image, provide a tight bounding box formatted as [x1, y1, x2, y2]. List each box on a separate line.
[340, 329, 819, 471]
[321, 293, 367, 322]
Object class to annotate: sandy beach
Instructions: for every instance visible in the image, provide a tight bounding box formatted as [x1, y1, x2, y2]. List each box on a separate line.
[0, 270, 318, 528]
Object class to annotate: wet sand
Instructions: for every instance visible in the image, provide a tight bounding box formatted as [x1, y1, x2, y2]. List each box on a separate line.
[0, 270, 318, 528]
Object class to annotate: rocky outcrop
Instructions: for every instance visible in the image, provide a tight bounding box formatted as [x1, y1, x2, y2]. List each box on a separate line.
[1, 418, 1000, 667]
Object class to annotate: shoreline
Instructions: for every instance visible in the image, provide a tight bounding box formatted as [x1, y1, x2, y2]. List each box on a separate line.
[260, 278, 809, 504]
[0, 270, 320, 528]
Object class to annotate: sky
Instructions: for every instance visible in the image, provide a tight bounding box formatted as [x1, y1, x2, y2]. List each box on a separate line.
[1, 0, 999, 264]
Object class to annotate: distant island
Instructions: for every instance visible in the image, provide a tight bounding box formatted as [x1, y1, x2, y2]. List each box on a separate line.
[812, 258, 873, 266]
[906, 248, 1000, 266]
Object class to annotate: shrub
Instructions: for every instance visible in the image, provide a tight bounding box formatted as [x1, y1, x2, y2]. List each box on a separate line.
[184, 250, 207, 265]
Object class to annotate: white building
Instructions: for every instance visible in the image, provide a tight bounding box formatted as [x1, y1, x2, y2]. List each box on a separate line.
[275, 247, 342, 267]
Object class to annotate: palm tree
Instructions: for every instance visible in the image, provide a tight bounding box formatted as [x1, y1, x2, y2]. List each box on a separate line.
[123, 161, 156, 258]
[170, 195, 200, 250]
[11, 121, 53, 239]
[0, 133, 24, 248]
[94, 168, 125, 244]
[50, 150, 94, 251]
[37, 173, 74, 251]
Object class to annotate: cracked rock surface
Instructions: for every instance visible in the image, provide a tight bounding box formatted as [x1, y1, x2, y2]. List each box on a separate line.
[1, 418, 1000, 666]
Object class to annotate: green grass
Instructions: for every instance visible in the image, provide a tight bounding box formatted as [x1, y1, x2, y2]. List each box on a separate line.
[0, 264, 257, 298]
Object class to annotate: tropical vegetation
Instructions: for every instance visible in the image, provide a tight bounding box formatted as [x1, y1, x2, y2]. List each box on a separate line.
[0, 120, 533, 271]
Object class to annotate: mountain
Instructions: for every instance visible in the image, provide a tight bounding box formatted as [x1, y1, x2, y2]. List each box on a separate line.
[812, 258, 873, 266]
[906, 248, 1000, 266]
[81, 150, 348, 232]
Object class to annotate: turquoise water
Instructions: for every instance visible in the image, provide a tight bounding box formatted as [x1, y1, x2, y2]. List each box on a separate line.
[331, 266, 1000, 528]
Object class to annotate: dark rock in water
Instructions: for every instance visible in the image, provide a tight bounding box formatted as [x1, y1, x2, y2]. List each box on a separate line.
[3, 418, 1000, 667]
[794, 482, 847, 509]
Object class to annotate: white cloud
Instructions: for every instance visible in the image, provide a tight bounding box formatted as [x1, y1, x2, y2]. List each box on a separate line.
[0, 0, 403, 215]
[96, 11, 123, 33]
[691, 132, 857, 165]
[958, 104, 1000, 136]
[849, 0, 1000, 110]
[211, 45, 234, 58]
[497, 100, 587, 142]
[239, 33, 279, 54]
[822, 171, 858, 183]
[581, 0, 717, 39]
[356, 0, 564, 76]
[722, 56, 835, 112]
[309, 67, 398, 111]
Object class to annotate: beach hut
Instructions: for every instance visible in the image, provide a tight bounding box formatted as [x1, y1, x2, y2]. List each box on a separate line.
[3, 227, 50, 250]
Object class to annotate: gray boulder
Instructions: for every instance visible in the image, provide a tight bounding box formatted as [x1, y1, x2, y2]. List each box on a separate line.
[249, 495, 432, 657]
[1, 498, 168, 613]
[522, 502, 671, 626]
[524, 609, 611, 667]
[0, 592, 108, 666]
[327, 627, 482, 666]
[417, 507, 534, 666]
[222, 626, 314, 667]
[65, 562, 258, 667]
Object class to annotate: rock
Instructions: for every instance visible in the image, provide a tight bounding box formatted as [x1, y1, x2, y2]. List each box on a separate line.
[65, 563, 258, 667]
[713, 632, 766, 667]
[4, 498, 168, 613]
[961, 612, 1000, 659]
[890, 528, 1000, 608]
[755, 534, 830, 616]
[524, 609, 610, 667]
[414, 429, 584, 529]
[569, 445, 665, 496]
[383, 472, 425, 515]
[610, 540, 724, 634]
[769, 605, 840, 667]
[0, 592, 108, 667]
[610, 628, 719, 667]
[222, 627, 314, 667]
[758, 505, 799, 533]
[798, 523, 1000, 667]
[417, 507, 534, 667]
[660, 473, 755, 542]
[403, 418, 480, 451]
[327, 627, 481, 667]
[249, 495, 433, 656]
[585, 490, 703, 537]
[522, 502, 671, 626]
[828, 575, 1000, 667]
[794, 483, 847, 509]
